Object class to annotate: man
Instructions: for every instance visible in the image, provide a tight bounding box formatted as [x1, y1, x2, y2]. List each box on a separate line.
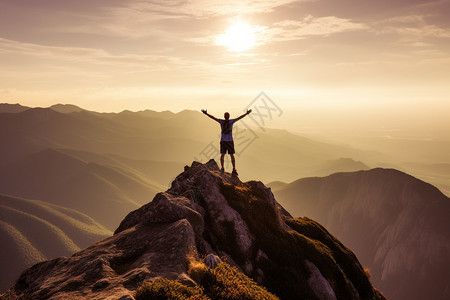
[201, 109, 252, 176]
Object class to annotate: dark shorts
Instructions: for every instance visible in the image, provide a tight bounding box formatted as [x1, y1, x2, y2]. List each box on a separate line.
[220, 141, 235, 154]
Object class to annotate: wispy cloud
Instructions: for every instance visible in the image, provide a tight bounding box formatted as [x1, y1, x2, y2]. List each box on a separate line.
[375, 14, 450, 38]
[0, 38, 105, 60]
[50, 0, 313, 39]
[261, 16, 368, 42]
[122, 0, 311, 18]
[0, 36, 267, 90]
[0, 37, 193, 71]
[388, 24, 450, 38]
[369, 13, 450, 61]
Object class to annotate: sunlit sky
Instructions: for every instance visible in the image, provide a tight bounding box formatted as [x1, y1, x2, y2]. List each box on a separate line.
[1, 0, 449, 137]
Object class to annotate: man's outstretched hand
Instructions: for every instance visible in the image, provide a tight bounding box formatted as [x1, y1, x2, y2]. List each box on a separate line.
[201, 109, 207, 114]
[246, 109, 252, 115]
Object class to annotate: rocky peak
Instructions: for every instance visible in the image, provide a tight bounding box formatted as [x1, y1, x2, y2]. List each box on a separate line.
[2, 160, 385, 299]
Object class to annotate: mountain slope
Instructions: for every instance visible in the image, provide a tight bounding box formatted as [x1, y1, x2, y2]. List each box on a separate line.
[1, 161, 384, 300]
[0, 193, 111, 292]
[0, 148, 162, 229]
[397, 162, 450, 197]
[272, 168, 450, 300]
[57, 148, 185, 188]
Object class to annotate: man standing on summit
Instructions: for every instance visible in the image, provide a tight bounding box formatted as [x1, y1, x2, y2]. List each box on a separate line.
[201, 109, 252, 176]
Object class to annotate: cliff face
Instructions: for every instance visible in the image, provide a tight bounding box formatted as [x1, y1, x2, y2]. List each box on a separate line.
[2, 160, 385, 299]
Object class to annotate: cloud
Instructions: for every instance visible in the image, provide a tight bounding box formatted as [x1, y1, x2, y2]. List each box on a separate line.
[0, 37, 194, 71]
[263, 16, 368, 42]
[49, 0, 313, 39]
[377, 15, 427, 25]
[0, 37, 105, 60]
[371, 14, 450, 58]
[0, 36, 267, 91]
[389, 24, 450, 38]
[374, 14, 450, 38]
[122, 0, 311, 18]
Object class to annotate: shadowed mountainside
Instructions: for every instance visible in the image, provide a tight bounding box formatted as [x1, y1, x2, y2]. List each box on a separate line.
[1, 161, 385, 300]
[0, 193, 111, 291]
[272, 168, 450, 300]
[396, 162, 450, 198]
[0, 148, 162, 230]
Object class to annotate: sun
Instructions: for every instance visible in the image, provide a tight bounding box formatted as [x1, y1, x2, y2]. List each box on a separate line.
[216, 21, 256, 52]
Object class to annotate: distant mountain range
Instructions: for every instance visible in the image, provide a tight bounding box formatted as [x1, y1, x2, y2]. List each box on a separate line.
[0, 103, 29, 113]
[271, 168, 450, 300]
[0, 103, 380, 171]
[2, 103, 447, 193]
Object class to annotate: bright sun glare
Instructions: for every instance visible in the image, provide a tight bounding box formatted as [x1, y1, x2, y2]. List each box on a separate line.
[216, 21, 256, 52]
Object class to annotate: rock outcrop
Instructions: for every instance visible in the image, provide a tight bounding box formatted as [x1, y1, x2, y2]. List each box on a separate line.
[2, 160, 385, 299]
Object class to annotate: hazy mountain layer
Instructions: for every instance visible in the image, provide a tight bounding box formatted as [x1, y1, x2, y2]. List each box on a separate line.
[272, 168, 450, 300]
[0, 148, 162, 230]
[0, 103, 29, 113]
[58, 148, 184, 188]
[1, 104, 448, 194]
[0, 193, 111, 292]
[0, 106, 380, 183]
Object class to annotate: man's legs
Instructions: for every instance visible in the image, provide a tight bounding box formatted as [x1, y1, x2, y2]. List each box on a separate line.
[230, 154, 236, 171]
[220, 154, 225, 170]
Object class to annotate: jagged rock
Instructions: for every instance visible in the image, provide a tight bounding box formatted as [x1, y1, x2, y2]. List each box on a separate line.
[305, 260, 338, 300]
[2, 160, 386, 299]
[204, 254, 221, 269]
[116, 192, 204, 238]
[3, 219, 196, 299]
[169, 160, 256, 261]
[256, 249, 269, 262]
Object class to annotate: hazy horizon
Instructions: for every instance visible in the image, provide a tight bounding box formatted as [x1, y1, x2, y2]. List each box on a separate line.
[3, 102, 450, 168]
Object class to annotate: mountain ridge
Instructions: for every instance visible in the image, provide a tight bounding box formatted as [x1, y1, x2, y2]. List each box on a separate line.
[0, 106, 385, 182]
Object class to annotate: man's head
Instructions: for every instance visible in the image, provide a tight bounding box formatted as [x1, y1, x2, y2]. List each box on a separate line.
[224, 112, 230, 120]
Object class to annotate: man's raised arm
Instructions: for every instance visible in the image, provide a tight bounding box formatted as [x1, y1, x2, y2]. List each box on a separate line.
[201, 109, 219, 122]
[235, 109, 252, 122]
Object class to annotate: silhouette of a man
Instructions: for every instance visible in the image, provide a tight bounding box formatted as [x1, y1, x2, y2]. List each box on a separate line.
[201, 109, 252, 175]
